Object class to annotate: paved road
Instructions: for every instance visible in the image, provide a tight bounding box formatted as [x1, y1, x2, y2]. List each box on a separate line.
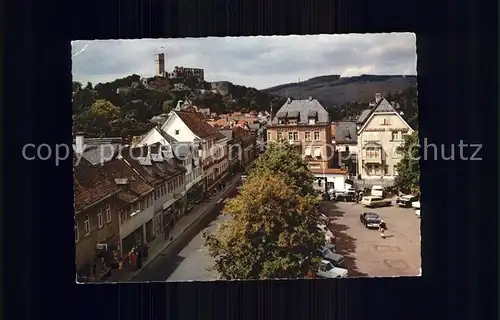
[132, 186, 238, 282]
[167, 212, 232, 281]
[320, 200, 421, 277]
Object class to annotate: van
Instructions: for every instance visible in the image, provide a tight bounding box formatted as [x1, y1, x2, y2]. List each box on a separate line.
[371, 185, 384, 197]
[361, 196, 391, 208]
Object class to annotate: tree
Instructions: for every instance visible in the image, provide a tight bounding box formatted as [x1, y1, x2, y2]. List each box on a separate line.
[90, 99, 121, 121]
[395, 132, 420, 196]
[203, 171, 325, 280]
[248, 142, 316, 196]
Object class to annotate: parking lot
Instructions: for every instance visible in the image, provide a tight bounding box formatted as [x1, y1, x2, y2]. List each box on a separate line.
[320, 200, 421, 278]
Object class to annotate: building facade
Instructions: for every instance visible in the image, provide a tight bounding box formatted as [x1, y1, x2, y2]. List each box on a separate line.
[267, 97, 333, 172]
[356, 93, 414, 184]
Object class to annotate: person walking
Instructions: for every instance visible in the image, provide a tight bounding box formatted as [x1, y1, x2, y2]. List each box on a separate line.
[379, 226, 386, 239]
[379, 219, 387, 239]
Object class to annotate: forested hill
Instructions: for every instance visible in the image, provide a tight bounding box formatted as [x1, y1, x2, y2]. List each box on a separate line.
[262, 74, 417, 106]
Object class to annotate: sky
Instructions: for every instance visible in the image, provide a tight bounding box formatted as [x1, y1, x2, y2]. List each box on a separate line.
[72, 33, 416, 90]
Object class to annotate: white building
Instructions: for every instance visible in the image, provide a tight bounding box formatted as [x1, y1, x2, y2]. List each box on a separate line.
[356, 93, 414, 185]
[161, 110, 230, 194]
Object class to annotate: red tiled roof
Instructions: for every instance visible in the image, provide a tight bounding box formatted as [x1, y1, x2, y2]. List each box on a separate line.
[101, 159, 154, 203]
[74, 158, 120, 213]
[176, 111, 219, 139]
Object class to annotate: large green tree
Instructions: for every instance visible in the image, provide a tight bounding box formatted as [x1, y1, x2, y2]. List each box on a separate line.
[203, 171, 324, 280]
[248, 142, 316, 196]
[395, 131, 420, 195]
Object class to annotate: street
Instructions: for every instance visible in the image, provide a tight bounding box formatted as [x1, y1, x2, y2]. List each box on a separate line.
[132, 184, 239, 282]
[321, 200, 421, 277]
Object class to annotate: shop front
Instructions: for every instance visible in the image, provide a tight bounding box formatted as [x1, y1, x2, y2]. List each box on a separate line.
[121, 226, 145, 258]
[186, 182, 204, 211]
[162, 205, 175, 239]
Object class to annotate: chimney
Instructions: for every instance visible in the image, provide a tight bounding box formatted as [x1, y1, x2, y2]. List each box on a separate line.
[375, 93, 382, 103]
[75, 134, 84, 154]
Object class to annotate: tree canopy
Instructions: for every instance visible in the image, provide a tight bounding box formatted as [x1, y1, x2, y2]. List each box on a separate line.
[395, 132, 420, 196]
[203, 171, 324, 280]
[248, 142, 316, 196]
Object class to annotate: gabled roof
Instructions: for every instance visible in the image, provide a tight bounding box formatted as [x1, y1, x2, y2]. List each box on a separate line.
[81, 144, 120, 165]
[334, 122, 357, 144]
[357, 109, 372, 124]
[101, 159, 154, 204]
[357, 97, 414, 133]
[155, 127, 177, 144]
[175, 111, 219, 139]
[74, 158, 120, 213]
[271, 98, 329, 125]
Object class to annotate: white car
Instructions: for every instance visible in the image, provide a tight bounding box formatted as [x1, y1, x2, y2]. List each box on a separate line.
[317, 224, 335, 243]
[412, 201, 420, 209]
[415, 209, 421, 218]
[317, 260, 348, 278]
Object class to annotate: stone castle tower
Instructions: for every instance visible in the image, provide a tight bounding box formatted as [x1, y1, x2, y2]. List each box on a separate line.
[155, 53, 166, 77]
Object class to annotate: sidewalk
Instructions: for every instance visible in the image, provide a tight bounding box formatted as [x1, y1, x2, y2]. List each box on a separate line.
[106, 172, 242, 282]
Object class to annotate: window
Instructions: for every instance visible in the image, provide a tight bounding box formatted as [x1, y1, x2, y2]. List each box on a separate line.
[393, 165, 398, 175]
[276, 132, 283, 141]
[75, 222, 79, 242]
[293, 132, 299, 141]
[84, 216, 90, 235]
[175, 129, 180, 135]
[304, 132, 311, 141]
[267, 131, 271, 140]
[106, 204, 111, 222]
[384, 165, 389, 175]
[382, 118, 389, 125]
[308, 118, 316, 125]
[313, 131, 320, 140]
[288, 132, 294, 141]
[392, 131, 399, 141]
[97, 211, 103, 228]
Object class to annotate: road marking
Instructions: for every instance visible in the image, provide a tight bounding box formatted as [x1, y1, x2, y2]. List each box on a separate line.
[216, 198, 224, 204]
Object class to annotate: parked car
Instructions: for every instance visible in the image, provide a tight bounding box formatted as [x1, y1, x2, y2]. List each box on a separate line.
[412, 201, 420, 209]
[335, 191, 355, 202]
[396, 195, 419, 208]
[361, 196, 392, 208]
[371, 185, 385, 197]
[317, 224, 335, 244]
[317, 260, 348, 278]
[360, 212, 382, 228]
[415, 209, 421, 218]
[324, 243, 336, 252]
[317, 246, 345, 266]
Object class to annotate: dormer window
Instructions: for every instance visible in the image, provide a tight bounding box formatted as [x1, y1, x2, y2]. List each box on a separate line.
[308, 118, 316, 125]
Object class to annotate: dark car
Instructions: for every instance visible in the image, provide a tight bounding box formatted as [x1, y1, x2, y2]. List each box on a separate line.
[360, 212, 382, 228]
[335, 192, 355, 202]
[316, 247, 345, 266]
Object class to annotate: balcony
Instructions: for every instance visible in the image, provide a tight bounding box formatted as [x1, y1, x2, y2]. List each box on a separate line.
[362, 142, 383, 164]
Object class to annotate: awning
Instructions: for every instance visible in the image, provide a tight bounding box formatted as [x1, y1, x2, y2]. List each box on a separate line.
[304, 147, 312, 156]
[314, 147, 322, 157]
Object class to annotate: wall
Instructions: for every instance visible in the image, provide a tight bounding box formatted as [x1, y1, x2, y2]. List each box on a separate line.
[311, 173, 347, 192]
[75, 198, 121, 272]
[358, 113, 413, 178]
[119, 204, 155, 240]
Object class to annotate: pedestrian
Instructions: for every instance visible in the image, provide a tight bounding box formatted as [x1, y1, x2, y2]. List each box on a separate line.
[379, 226, 386, 239]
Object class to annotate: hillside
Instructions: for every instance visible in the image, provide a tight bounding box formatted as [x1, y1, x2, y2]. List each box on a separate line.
[262, 74, 417, 107]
